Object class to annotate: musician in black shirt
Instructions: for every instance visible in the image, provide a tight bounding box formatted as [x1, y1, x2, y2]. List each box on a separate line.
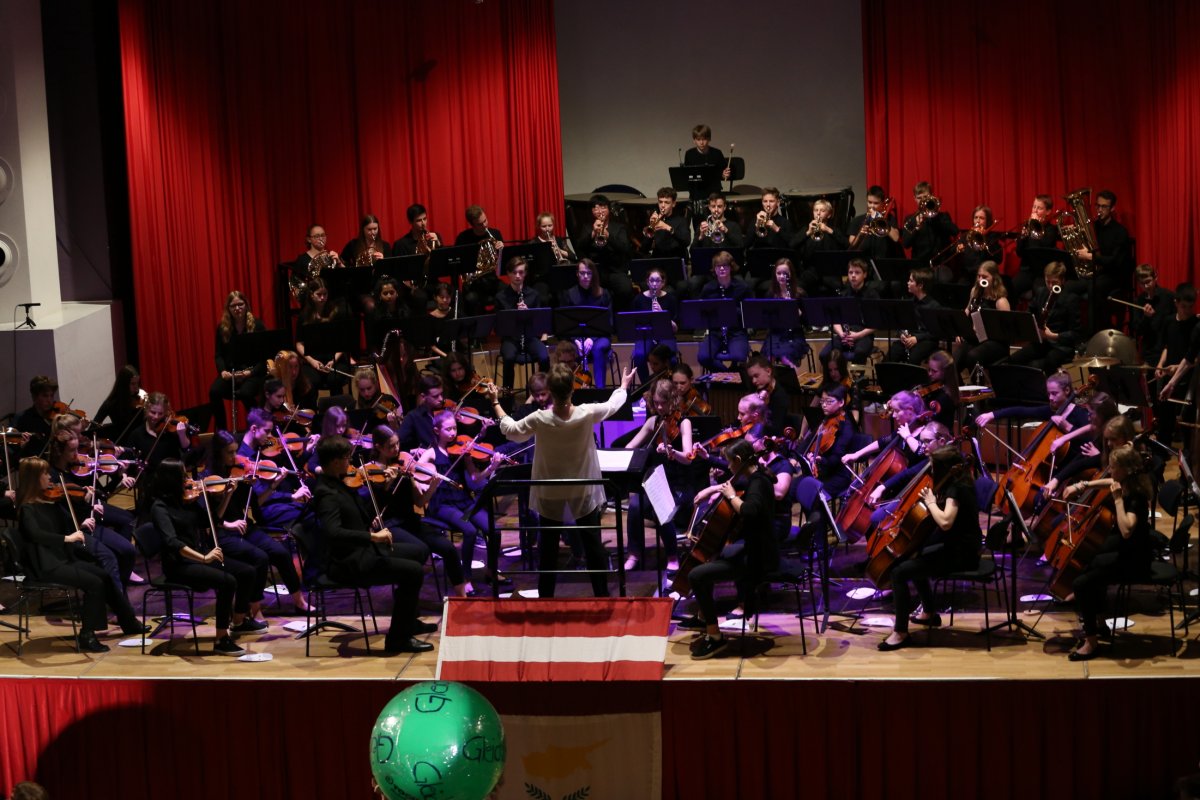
[645, 187, 690, 260]
[576, 194, 634, 302]
[1132, 264, 1174, 363]
[847, 185, 901, 261]
[693, 193, 744, 250]
[1066, 190, 1131, 312]
[393, 203, 442, 256]
[456, 205, 505, 313]
[342, 214, 391, 267]
[885, 267, 941, 365]
[1008, 262, 1080, 374]
[697, 251, 751, 372]
[1013, 194, 1062, 300]
[682, 124, 731, 198]
[821, 259, 879, 365]
[749, 187, 794, 251]
[901, 182, 957, 266]
[1151, 285, 1198, 447]
[495, 256, 550, 387]
[791, 198, 849, 295]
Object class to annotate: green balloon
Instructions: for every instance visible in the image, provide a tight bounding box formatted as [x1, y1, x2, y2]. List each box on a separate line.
[370, 681, 505, 800]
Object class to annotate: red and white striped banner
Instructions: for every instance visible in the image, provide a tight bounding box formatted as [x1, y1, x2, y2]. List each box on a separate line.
[436, 597, 673, 681]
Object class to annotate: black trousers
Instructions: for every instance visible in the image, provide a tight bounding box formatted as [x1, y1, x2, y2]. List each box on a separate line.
[329, 548, 425, 646]
[1072, 551, 1145, 637]
[821, 336, 875, 365]
[40, 560, 140, 633]
[215, 531, 272, 602]
[890, 544, 972, 633]
[689, 541, 750, 623]
[166, 556, 258, 630]
[886, 338, 937, 366]
[1008, 341, 1074, 374]
[85, 526, 135, 591]
[538, 509, 608, 598]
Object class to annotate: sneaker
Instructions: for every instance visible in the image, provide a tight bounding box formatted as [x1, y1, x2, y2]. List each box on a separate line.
[230, 618, 269, 636]
[690, 635, 729, 660]
[213, 636, 246, 657]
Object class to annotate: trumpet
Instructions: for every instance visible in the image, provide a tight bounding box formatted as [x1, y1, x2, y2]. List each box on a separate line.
[807, 218, 825, 241]
[755, 210, 770, 237]
[706, 214, 727, 245]
[644, 210, 663, 239]
[593, 217, 609, 249]
[544, 235, 569, 264]
[861, 197, 895, 238]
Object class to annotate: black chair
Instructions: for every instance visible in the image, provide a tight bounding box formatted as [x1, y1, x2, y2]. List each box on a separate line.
[290, 523, 375, 656]
[130, 523, 206, 656]
[1112, 518, 1192, 656]
[0, 530, 81, 656]
[741, 558, 813, 655]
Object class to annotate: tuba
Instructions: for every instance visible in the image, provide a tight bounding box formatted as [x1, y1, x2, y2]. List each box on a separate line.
[1059, 188, 1100, 279]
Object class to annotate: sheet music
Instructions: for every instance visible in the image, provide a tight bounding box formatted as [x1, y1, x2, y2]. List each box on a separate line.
[596, 449, 635, 472]
[644, 464, 678, 527]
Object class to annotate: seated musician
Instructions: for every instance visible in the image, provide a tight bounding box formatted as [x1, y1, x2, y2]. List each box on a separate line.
[393, 203, 442, 257]
[645, 187, 691, 260]
[763, 259, 811, 369]
[860, 420, 952, 528]
[949, 205, 1002, 285]
[295, 278, 351, 395]
[427, 284, 461, 360]
[877, 445, 981, 651]
[693, 192, 744, 250]
[697, 251, 752, 373]
[553, 340, 591, 390]
[918, 351, 959, 431]
[364, 276, 411, 351]
[346, 366, 402, 434]
[456, 204, 506, 313]
[1013, 194, 1062, 301]
[14, 375, 58, 458]
[375, 330, 420, 412]
[842, 390, 930, 490]
[440, 353, 477, 406]
[691, 393, 766, 469]
[561, 259, 613, 387]
[629, 268, 680, 380]
[303, 406, 349, 474]
[124, 392, 195, 500]
[293, 223, 342, 286]
[574, 194, 633, 304]
[747, 425, 796, 548]
[488, 364, 638, 599]
[1151, 284, 1198, 448]
[397, 374, 444, 451]
[1008, 262, 1081, 374]
[790, 385, 857, 546]
[16, 457, 147, 653]
[623, 378, 692, 572]
[900, 181, 956, 266]
[1057, 444, 1153, 661]
[1131, 264, 1173, 363]
[802, 349, 856, 439]
[151, 458, 266, 656]
[790, 199, 848, 294]
[954, 262, 1012, 379]
[311, 435, 433, 655]
[745, 354, 793, 438]
[821, 258, 878, 365]
[676, 440, 778, 660]
[495, 256, 551, 388]
[749, 187, 794, 251]
[208, 291, 266, 433]
[94, 364, 148, 445]
[1038, 392, 1122, 504]
[341, 214, 391, 267]
[846, 185, 901, 261]
[670, 363, 712, 417]
[886, 267, 942, 365]
[205, 430, 310, 615]
[531, 211, 576, 265]
[267, 350, 319, 413]
[238, 409, 312, 529]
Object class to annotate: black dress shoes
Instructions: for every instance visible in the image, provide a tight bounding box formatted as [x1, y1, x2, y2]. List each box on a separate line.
[877, 635, 913, 652]
[412, 619, 439, 635]
[909, 612, 942, 628]
[385, 637, 435, 654]
[78, 631, 111, 653]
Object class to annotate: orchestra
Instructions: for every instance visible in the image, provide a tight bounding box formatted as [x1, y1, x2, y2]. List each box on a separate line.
[4, 165, 1193, 667]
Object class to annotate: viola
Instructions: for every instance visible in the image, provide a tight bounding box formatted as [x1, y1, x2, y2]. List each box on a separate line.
[683, 388, 713, 417]
[690, 421, 756, 461]
[342, 462, 391, 489]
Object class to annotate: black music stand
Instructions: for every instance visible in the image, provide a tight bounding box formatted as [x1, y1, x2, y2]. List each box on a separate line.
[806, 250, 861, 289]
[320, 267, 375, 303]
[861, 298, 921, 350]
[228, 329, 292, 430]
[689, 247, 745, 282]
[874, 362, 926, 398]
[928, 282, 971, 311]
[746, 247, 795, 282]
[799, 296, 862, 331]
[553, 306, 614, 342]
[495, 308, 553, 344]
[870, 257, 922, 297]
[979, 309, 1042, 346]
[373, 254, 429, 287]
[679, 299, 741, 357]
[741, 299, 801, 363]
[1092, 366, 1149, 410]
[630, 258, 686, 288]
[297, 319, 358, 361]
[502, 241, 561, 278]
[917, 306, 974, 348]
[668, 165, 721, 200]
[616, 311, 674, 360]
[546, 265, 579, 297]
[428, 243, 485, 315]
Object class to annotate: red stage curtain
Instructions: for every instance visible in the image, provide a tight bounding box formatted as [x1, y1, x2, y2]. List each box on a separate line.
[118, 0, 563, 407]
[862, 0, 1200, 290]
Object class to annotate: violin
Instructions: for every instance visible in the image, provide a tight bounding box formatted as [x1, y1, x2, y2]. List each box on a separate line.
[71, 453, 139, 476]
[273, 406, 316, 428]
[690, 421, 756, 461]
[683, 388, 713, 417]
[447, 435, 516, 465]
[155, 414, 200, 437]
[45, 483, 88, 501]
[243, 459, 300, 482]
[50, 401, 89, 421]
[184, 475, 242, 502]
[262, 432, 312, 458]
[342, 462, 392, 489]
[393, 451, 462, 489]
[572, 365, 594, 390]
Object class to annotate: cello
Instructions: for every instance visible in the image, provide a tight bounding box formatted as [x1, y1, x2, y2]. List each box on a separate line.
[991, 403, 1078, 518]
[837, 410, 934, 540]
[1046, 480, 1115, 600]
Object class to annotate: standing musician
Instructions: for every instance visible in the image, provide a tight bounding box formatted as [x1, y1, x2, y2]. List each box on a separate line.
[151, 458, 265, 657]
[1008, 262, 1081, 374]
[697, 251, 752, 373]
[763, 259, 811, 369]
[237, 409, 312, 529]
[208, 291, 265, 433]
[293, 224, 343, 286]
[16, 457, 147, 652]
[749, 187, 794, 251]
[791, 198, 848, 294]
[629, 268, 680, 380]
[561, 259, 613, 388]
[205, 430, 310, 615]
[900, 181, 957, 266]
[1058, 444, 1153, 661]
[295, 278, 351, 395]
[955, 262, 1012, 379]
[312, 435, 433, 655]
[1013, 194, 1062, 300]
[14, 375, 59, 457]
[94, 365, 147, 444]
[676, 440, 778, 660]
[877, 445, 981, 651]
[342, 214, 391, 267]
[694, 192, 744, 250]
[745, 354, 793, 438]
[1131, 264, 1173, 362]
[885, 267, 942, 365]
[393, 203, 442, 257]
[821, 258, 878, 365]
[1150, 284, 1198, 448]
[623, 378, 692, 572]
[397, 375, 445, 451]
[918, 351, 959, 431]
[683, 124, 732, 198]
[645, 187, 690, 259]
[495, 256, 551, 388]
[487, 364, 637, 599]
[670, 363, 713, 417]
[575, 194, 634, 303]
[847, 185, 901, 259]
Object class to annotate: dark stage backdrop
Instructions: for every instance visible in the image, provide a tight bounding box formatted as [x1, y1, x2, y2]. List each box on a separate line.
[862, 0, 1200, 290]
[118, 0, 563, 408]
[1, 677, 1197, 799]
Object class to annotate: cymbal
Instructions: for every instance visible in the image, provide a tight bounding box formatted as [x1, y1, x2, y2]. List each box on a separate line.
[1070, 356, 1121, 369]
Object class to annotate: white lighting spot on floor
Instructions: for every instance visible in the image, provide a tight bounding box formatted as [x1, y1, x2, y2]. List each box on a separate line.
[238, 652, 273, 662]
[861, 616, 893, 628]
[516, 589, 540, 599]
[281, 620, 309, 633]
[118, 637, 150, 648]
[471, 560, 485, 570]
[264, 584, 288, 595]
[1021, 593, 1053, 602]
[1105, 616, 1134, 631]
[846, 587, 878, 600]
